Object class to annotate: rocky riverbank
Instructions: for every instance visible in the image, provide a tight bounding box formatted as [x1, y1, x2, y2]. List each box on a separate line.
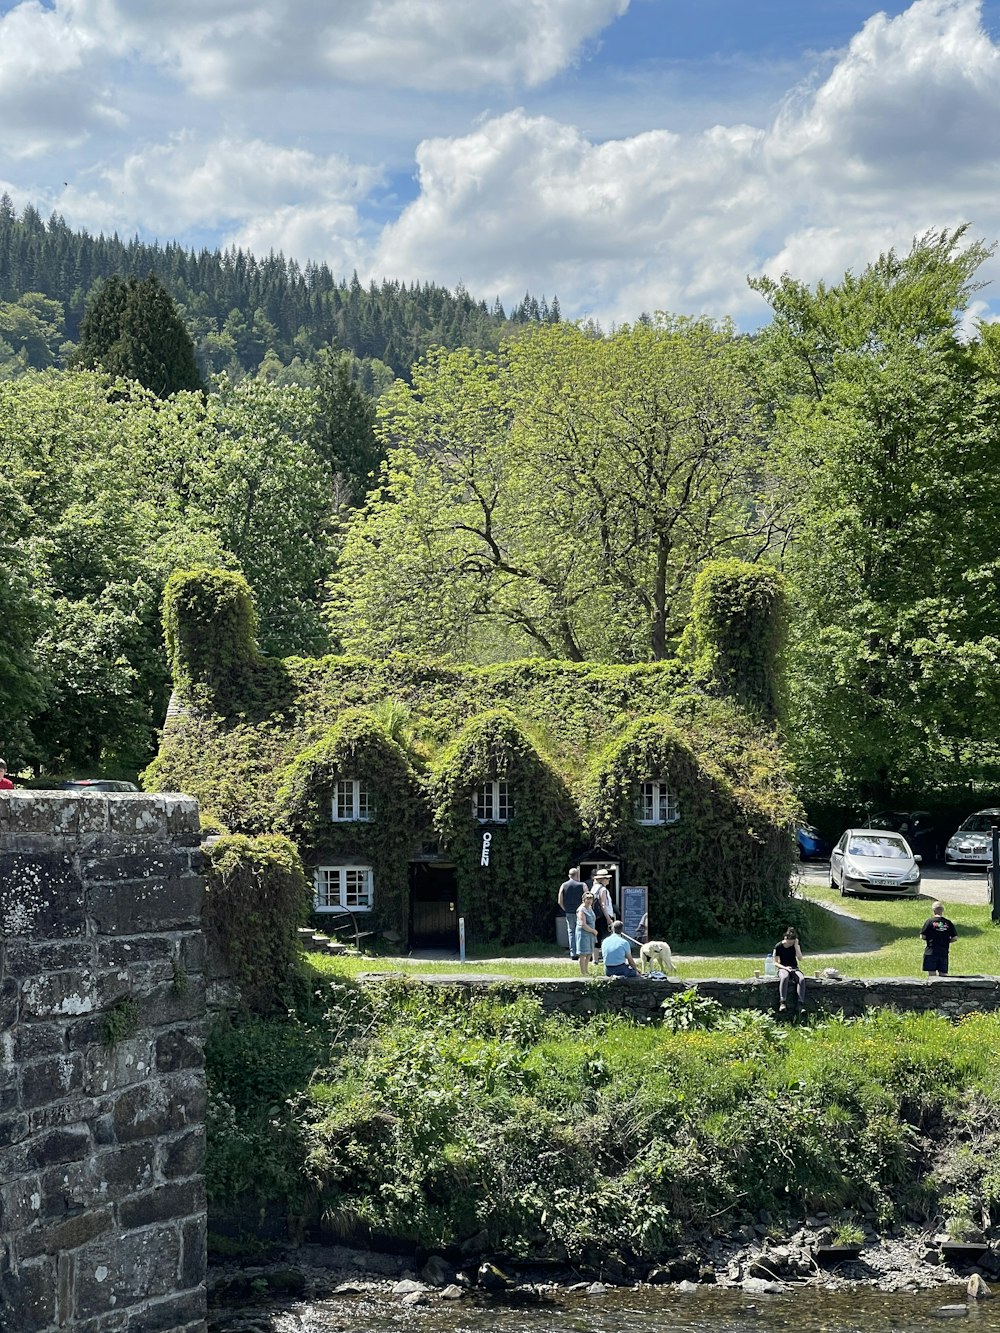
[206, 1221, 1000, 1332]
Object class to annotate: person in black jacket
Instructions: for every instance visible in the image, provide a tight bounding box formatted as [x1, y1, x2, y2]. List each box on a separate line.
[920, 901, 957, 976]
[773, 926, 806, 1013]
[557, 867, 585, 961]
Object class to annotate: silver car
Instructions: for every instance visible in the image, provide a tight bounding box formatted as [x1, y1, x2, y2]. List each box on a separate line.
[829, 828, 921, 897]
[944, 808, 1000, 868]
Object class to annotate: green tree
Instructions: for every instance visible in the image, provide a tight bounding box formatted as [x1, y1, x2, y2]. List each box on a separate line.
[0, 369, 333, 772]
[328, 321, 785, 662]
[313, 347, 383, 504]
[74, 274, 204, 397]
[751, 228, 1000, 804]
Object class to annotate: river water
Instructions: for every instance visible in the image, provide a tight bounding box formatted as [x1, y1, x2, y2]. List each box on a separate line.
[221, 1283, 1000, 1332]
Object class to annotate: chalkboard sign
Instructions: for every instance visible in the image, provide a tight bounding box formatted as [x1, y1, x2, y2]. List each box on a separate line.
[620, 885, 648, 943]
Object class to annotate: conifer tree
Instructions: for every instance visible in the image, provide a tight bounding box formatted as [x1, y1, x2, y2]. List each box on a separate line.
[74, 273, 204, 396]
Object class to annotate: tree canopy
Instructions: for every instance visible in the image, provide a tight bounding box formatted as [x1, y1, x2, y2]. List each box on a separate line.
[0, 371, 334, 773]
[328, 318, 791, 663]
[751, 227, 1000, 804]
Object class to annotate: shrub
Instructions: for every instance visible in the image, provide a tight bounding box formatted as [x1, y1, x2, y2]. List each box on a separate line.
[204, 832, 312, 1012]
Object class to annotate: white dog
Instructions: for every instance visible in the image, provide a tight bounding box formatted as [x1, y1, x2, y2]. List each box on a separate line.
[638, 940, 676, 975]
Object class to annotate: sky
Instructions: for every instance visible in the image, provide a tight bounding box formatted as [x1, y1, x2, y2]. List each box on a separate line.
[2, 0, 1000, 327]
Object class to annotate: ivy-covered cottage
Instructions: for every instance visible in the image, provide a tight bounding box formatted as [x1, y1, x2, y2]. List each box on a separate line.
[147, 563, 799, 948]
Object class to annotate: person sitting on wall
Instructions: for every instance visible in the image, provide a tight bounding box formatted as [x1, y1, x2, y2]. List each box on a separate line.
[0, 760, 13, 791]
[773, 926, 806, 1015]
[576, 891, 599, 976]
[601, 920, 640, 978]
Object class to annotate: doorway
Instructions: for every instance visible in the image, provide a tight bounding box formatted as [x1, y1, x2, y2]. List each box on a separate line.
[409, 861, 458, 949]
[580, 860, 621, 910]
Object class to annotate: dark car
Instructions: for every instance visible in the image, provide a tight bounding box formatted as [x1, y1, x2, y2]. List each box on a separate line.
[867, 810, 940, 863]
[62, 779, 139, 792]
[796, 824, 830, 860]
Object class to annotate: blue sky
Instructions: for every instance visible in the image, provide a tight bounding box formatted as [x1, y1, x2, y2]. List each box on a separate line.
[2, 1, 1000, 326]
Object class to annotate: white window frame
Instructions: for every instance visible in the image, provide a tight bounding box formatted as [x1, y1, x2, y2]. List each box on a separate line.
[330, 778, 372, 823]
[635, 780, 680, 826]
[473, 779, 512, 824]
[314, 865, 374, 913]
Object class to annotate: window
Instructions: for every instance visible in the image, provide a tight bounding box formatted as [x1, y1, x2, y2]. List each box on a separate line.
[473, 780, 512, 823]
[635, 781, 679, 825]
[331, 779, 372, 822]
[315, 865, 374, 913]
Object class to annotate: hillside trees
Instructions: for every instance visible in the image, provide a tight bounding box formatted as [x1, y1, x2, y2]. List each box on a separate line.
[0, 372, 334, 772]
[328, 319, 791, 662]
[753, 228, 1000, 803]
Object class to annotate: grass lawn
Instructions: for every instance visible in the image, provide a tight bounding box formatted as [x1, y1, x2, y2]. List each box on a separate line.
[305, 891, 1000, 984]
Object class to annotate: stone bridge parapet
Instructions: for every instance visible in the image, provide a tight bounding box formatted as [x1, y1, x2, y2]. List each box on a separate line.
[0, 791, 207, 1333]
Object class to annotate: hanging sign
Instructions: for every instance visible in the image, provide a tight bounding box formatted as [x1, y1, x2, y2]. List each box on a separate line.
[481, 831, 492, 867]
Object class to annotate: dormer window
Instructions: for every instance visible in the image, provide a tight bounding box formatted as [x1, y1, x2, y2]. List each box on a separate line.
[331, 779, 372, 822]
[636, 780, 679, 825]
[474, 780, 512, 823]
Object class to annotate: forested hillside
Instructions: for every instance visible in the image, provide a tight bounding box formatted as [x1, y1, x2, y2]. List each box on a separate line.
[0, 198, 559, 385]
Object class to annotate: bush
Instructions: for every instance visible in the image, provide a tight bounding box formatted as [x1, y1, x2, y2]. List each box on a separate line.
[204, 833, 312, 1012]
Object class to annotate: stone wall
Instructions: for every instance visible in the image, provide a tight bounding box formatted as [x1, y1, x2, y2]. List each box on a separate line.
[0, 792, 207, 1333]
[370, 972, 1000, 1021]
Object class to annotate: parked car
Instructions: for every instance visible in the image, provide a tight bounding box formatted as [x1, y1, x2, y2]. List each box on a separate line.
[944, 808, 1000, 868]
[829, 828, 922, 897]
[796, 824, 830, 859]
[867, 810, 940, 863]
[61, 779, 139, 792]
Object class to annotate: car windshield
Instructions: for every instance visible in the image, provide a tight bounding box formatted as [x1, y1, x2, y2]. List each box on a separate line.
[960, 813, 1000, 833]
[847, 835, 909, 859]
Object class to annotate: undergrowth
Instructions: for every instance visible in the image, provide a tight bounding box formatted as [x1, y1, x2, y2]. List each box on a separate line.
[205, 984, 1000, 1264]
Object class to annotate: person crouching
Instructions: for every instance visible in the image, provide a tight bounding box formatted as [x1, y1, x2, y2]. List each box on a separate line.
[601, 920, 640, 978]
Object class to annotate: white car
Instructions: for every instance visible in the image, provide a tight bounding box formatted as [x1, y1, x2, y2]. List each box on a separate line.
[944, 808, 1000, 868]
[830, 828, 922, 897]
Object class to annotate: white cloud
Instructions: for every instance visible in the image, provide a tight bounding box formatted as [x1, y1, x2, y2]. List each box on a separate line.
[0, 0, 125, 157]
[370, 0, 1000, 322]
[46, 0, 630, 95]
[60, 135, 379, 271]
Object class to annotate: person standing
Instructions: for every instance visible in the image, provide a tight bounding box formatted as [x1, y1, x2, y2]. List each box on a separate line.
[773, 926, 806, 1014]
[921, 901, 958, 977]
[601, 920, 639, 978]
[0, 760, 13, 791]
[591, 868, 615, 950]
[558, 866, 585, 961]
[576, 891, 598, 976]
